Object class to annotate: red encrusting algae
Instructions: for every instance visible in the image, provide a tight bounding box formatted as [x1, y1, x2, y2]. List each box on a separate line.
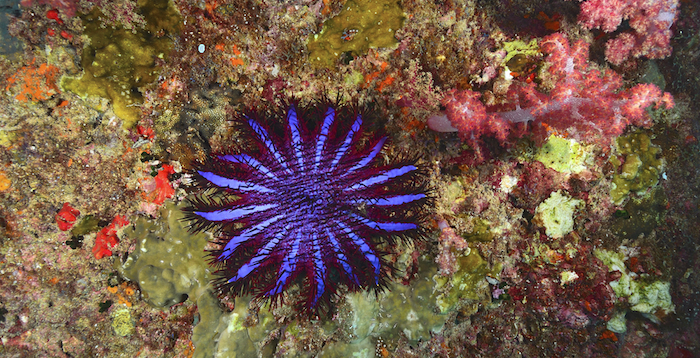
[92, 215, 129, 260]
[55, 202, 80, 231]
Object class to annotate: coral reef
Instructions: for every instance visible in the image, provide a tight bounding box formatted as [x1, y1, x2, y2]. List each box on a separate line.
[1, 0, 699, 356]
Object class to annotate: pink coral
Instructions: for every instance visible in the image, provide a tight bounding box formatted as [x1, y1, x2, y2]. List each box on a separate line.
[572, 0, 679, 65]
[529, 33, 674, 144]
[430, 33, 674, 148]
[441, 90, 512, 143]
[436, 218, 469, 276]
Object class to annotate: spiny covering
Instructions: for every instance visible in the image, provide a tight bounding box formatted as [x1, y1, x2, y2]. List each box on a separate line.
[186, 101, 430, 315]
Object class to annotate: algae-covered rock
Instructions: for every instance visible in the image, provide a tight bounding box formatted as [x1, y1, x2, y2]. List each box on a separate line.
[337, 250, 495, 356]
[117, 201, 258, 358]
[118, 201, 212, 308]
[460, 218, 494, 243]
[595, 248, 675, 327]
[610, 131, 663, 204]
[606, 311, 627, 333]
[502, 39, 539, 66]
[434, 249, 495, 314]
[534, 190, 583, 238]
[345, 254, 445, 345]
[193, 294, 257, 358]
[62, 0, 181, 127]
[307, 0, 404, 67]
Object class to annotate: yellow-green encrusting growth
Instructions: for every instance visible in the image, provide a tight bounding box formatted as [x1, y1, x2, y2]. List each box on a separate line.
[434, 250, 499, 314]
[594, 248, 674, 333]
[534, 190, 583, 238]
[502, 39, 539, 65]
[536, 134, 591, 174]
[117, 202, 213, 308]
[610, 131, 664, 204]
[347, 255, 448, 344]
[61, 0, 181, 127]
[460, 218, 495, 243]
[110, 307, 135, 336]
[307, 0, 404, 68]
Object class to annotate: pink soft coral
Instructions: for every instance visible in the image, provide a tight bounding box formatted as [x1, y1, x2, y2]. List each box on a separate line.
[429, 33, 674, 149]
[572, 0, 678, 65]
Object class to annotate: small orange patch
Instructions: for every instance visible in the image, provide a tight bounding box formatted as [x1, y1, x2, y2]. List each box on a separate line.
[600, 330, 618, 341]
[230, 57, 244, 66]
[321, 0, 332, 15]
[107, 283, 135, 307]
[205, 0, 221, 15]
[376, 76, 394, 92]
[5, 60, 60, 102]
[0, 171, 10, 191]
[537, 11, 561, 31]
[545, 249, 564, 264]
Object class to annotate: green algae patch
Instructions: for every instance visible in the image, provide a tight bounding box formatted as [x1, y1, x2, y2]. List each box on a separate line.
[117, 201, 213, 308]
[0, 130, 17, 147]
[460, 218, 494, 242]
[194, 295, 258, 358]
[70, 215, 100, 237]
[610, 131, 664, 204]
[307, 0, 404, 68]
[502, 39, 539, 65]
[434, 249, 495, 314]
[535, 135, 591, 174]
[606, 311, 627, 333]
[534, 190, 583, 238]
[62, 0, 181, 127]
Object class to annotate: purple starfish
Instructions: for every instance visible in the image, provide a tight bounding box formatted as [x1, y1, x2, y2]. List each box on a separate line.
[186, 101, 429, 314]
